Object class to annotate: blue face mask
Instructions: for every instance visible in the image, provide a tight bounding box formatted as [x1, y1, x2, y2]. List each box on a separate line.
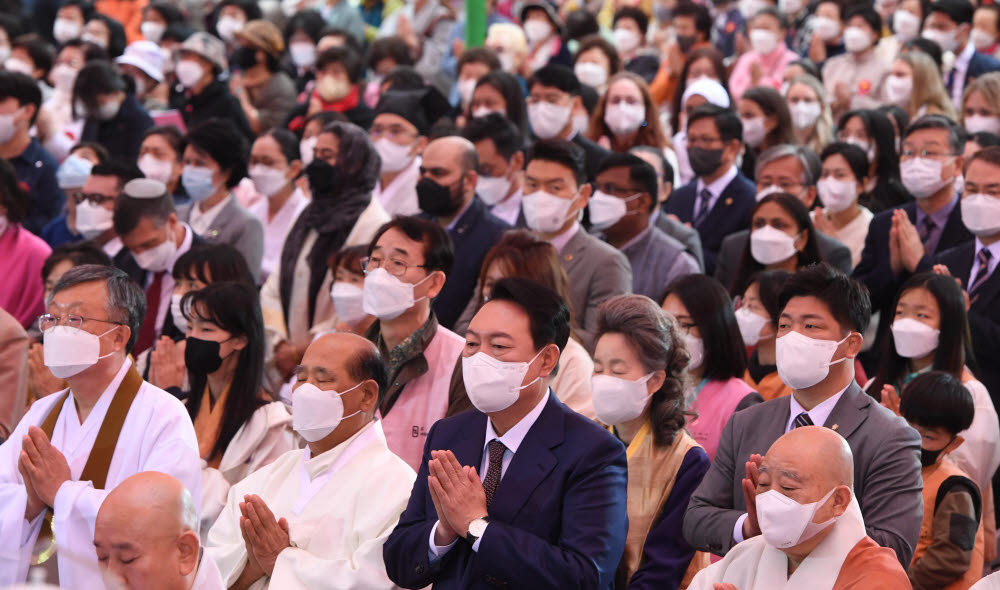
[181, 165, 217, 202]
[56, 154, 94, 189]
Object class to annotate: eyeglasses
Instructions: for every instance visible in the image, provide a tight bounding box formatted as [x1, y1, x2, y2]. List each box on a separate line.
[73, 193, 117, 206]
[595, 183, 643, 199]
[361, 255, 427, 278]
[38, 313, 123, 332]
[899, 148, 958, 160]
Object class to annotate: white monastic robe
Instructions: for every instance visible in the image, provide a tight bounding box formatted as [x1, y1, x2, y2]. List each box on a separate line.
[689, 498, 908, 590]
[193, 552, 227, 590]
[0, 358, 202, 588]
[205, 420, 415, 589]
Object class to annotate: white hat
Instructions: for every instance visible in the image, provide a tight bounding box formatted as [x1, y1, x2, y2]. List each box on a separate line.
[125, 178, 168, 199]
[116, 41, 165, 83]
[682, 78, 732, 110]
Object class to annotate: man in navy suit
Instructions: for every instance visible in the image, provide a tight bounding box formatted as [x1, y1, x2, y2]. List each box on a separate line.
[419, 136, 511, 330]
[664, 104, 756, 275]
[384, 277, 628, 590]
[925, 0, 1000, 106]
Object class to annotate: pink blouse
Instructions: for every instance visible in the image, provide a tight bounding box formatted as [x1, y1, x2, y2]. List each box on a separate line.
[0, 224, 50, 328]
[687, 377, 757, 461]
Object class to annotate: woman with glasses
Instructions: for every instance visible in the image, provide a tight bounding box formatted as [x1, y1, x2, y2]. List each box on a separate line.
[0, 159, 51, 330]
[260, 121, 389, 386]
[738, 269, 794, 401]
[661, 274, 759, 461]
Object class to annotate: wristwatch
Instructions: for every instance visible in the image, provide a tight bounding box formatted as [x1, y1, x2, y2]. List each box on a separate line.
[465, 516, 490, 544]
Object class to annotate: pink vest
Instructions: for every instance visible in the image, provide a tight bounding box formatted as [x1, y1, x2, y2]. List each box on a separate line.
[378, 325, 465, 471]
[687, 377, 756, 461]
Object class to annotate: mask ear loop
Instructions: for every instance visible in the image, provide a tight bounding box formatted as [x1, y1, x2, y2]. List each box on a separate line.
[517, 346, 553, 392]
[95, 324, 122, 360]
[825, 333, 856, 368]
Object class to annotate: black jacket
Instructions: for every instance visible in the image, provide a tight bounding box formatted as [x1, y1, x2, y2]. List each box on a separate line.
[172, 80, 254, 140]
[81, 94, 153, 163]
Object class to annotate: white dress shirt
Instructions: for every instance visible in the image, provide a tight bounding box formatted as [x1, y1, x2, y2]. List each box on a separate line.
[490, 188, 523, 227]
[549, 222, 580, 253]
[147, 222, 193, 335]
[248, 188, 308, 281]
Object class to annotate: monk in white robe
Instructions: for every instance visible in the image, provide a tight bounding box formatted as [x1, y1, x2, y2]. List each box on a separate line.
[205, 332, 415, 589]
[689, 426, 911, 590]
[95, 471, 225, 590]
[0, 265, 201, 588]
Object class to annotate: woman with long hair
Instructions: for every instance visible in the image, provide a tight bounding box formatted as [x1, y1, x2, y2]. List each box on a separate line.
[811, 142, 874, 269]
[669, 47, 729, 135]
[883, 51, 956, 121]
[469, 70, 529, 137]
[588, 72, 668, 153]
[785, 74, 834, 155]
[837, 109, 911, 212]
[738, 86, 797, 180]
[738, 269, 794, 401]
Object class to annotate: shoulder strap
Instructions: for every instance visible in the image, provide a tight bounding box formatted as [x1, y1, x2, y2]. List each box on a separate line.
[80, 366, 143, 490]
[935, 474, 982, 523]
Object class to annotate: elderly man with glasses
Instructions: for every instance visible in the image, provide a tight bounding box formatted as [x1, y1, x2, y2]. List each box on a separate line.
[0, 264, 201, 588]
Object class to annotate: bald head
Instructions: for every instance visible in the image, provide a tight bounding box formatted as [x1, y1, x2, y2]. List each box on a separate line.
[767, 426, 854, 488]
[424, 136, 479, 173]
[100, 471, 197, 535]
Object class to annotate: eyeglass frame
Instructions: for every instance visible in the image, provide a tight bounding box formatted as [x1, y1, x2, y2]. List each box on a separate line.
[37, 313, 125, 332]
[361, 255, 429, 278]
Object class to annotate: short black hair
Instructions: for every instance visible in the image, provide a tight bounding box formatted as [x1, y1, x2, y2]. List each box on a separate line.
[489, 277, 571, 352]
[527, 64, 581, 96]
[346, 341, 390, 406]
[845, 4, 882, 32]
[146, 1, 185, 25]
[457, 47, 501, 75]
[59, 0, 95, 21]
[216, 0, 262, 21]
[316, 45, 365, 84]
[368, 215, 455, 275]
[524, 139, 587, 187]
[687, 104, 743, 143]
[260, 127, 301, 164]
[820, 142, 869, 184]
[12, 34, 55, 76]
[613, 6, 649, 35]
[0, 159, 29, 224]
[42, 242, 112, 283]
[142, 125, 185, 160]
[565, 9, 599, 40]
[89, 158, 143, 190]
[113, 191, 176, 236]
[596, 152, 659, 212]
[88, 13, 127, 58]
[283, 9, 325, 44]
[0, 70, 42, 125]
[73, 60, 126, 116]
[778, 262, 872, 334]
[171, 243, 254, 285]
[929, 0, 974, 25]
[900, 371, 975, 434]
[968, 131, 1000, 148]
[183, 119, 249, 189]
[663, 274, 747, 380]
[319, 26, 363, 53]
[382, 65, 425, 91]
[877, 104, 910, 138]
[904, 37, 944, 69]
[752, 7, 788, 29]
[904, 114, 964, 154]
[673, 2, 712, 38]
[462, 113, 524, 160]
[747, 269, 793, 326]
[367, 35, 414, 70]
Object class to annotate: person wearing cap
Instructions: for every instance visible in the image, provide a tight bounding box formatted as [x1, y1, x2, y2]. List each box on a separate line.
[116, 40, 169, 112]
[370, 86, 451, 216]
[74, 60, 154, 163]
[230, 20, 297, 136]
[520, 0, 572, 78]
[169, 31, 254, 142]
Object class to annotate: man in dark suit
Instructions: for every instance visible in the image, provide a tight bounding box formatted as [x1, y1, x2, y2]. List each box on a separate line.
[384, 277, 628, 589]
[664, 104, 756, 275]
[927, 0, 1000, 106]
[526, 64, 610, 181]
[419, 136, 511, 330]
[683, 263, 923, 567]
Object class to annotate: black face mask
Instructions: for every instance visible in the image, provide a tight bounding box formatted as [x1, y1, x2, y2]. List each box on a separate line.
[688, 146, 725, 177]
[231, 46, 258, 71]
[677, 34, 697, 53]
[919, 437, 955, 467]
[417, 177, 463, 216]
[306, 159, 337, 200]
[185, 336, 226, 375]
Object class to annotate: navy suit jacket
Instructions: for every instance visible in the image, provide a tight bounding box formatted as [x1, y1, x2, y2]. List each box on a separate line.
[383, 392, 629, 590]
[966, 51, 1000, 86]
[431, 197, 511, 329]
[663, 172, 756, 275]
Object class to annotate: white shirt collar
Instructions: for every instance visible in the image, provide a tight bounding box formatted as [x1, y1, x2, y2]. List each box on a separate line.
[955, 40, 976, 69]
[786, 382, 851, 432]
[549, 222, 580, 253]
[696, 165, 738, 199]
[169, 222, 194, 269]
[188, 194, 231, 236]
[483, 390, 549, 456]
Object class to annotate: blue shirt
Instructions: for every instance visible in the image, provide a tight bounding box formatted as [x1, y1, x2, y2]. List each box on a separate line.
[9, 137, 65, 235]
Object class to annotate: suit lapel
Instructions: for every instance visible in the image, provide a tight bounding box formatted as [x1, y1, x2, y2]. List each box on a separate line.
[489, 393, 562, 522]
[822, 381, 868, 440]
[939, 202, 972, 252]
[453, 412, 488, 471]
[561, 230, 586, 272]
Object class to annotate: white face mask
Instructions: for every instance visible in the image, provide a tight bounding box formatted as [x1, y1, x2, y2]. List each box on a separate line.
[374, 137, 415, 174]
[43, 325, 116, 378]
[0, 46, 9, 64]
[574, 62, 608, 88]
[292, 382, 363, 442]
[613, 28, 641, 53]
[97, 99, 122, 121]
[133, 231, 177, 272]
[462, 349, 543, 414]
[811, 16, 841, 42]
[591, 372, 654, 425]
[289, 42, 317, 68]
[751, 225, 799, 265]
[138, 154, 174, 185]
[789, 101, 821, 130]
[457, 78, 477, 108]
[141, 21, 165, 44]
[735, 306, 770, 347]
[922, 28, 958, 53]
[4, 57, 33, 76]
[778, 0, 803, 15]
[964, 114, 1000, 135]
[893, 10, 921, 42]
[528, 101, 572, 140]
[685, 333, 705, 370]
[604, 102, 646, 136]
[757, 487, 839, 549]
[56, 154, 94, 189]
[572, 112, 591, 136]
[588, 190, 639, 231]
[884, 74, 913, 107]
[523, 20, 553, 45]
[749, 29, 780, 55]
[961, 193, 1000, 236]
[215, 16, 244, 43]
[755, 185, 784, 202]
[170, 292, 188, 334]
[0, 108, 23, 144]
[330, 281, 367, 326]
[742, 116, 767, 148]
[522, 189, 576, 233]
[817, 177, 858, 213]
[842, 26, 872, 53]
[900, 157, 953, 199]
[50, 63, 78, 92]
[299, 136, 318, 166]
[53, 18, 82, 44]
[361, 268, 430, 320]
[776, 331, 851, 390]
[739, 0, 768, 18]
[174, 59, 204, 89]
[476, 174, 512, 206]
[972, 28, 996, 51]
[75, 200, 114, 239]
[472, 106, 502, 119]
[891, 317, 940, 359]
[249, 164, 288, 198]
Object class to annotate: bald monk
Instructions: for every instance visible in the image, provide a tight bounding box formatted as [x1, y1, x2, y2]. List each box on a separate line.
[689, 426, 911, 590]
[94, 472, 224, 590]
[205, 332, 416, 589]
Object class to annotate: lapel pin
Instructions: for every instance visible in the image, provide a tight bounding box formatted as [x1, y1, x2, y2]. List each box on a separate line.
[564, 254, 573, 262]
[831, 424, 840, 431]
[725, 197, 733, 206]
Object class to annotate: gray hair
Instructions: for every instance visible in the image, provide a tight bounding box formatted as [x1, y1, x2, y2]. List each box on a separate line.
[597, 295, 685, 373]
[48, 264, 146, 353]
[755, 144, 821, 186]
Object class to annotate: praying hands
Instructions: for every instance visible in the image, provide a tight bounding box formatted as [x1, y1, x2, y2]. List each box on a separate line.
[428, 450, 487, 545]
[238, 494, 290, 580]
[18, 426, 70, 521]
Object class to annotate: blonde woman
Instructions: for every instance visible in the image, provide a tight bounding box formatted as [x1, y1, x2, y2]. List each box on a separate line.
[785, 74, 834, 155]
[883, 51, 956, 121]
[962, 71, 1000, 135]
